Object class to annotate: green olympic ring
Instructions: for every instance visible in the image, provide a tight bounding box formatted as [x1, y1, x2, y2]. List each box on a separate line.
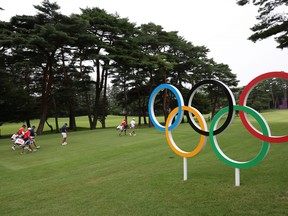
[209, 105, 271, 169]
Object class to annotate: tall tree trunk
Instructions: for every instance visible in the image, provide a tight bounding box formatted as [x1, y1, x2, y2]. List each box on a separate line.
[26, 119, 31, 128]
[101, 63, 109, 129]
[137, 89, 142, 125]
[86, 95, 93, 129]
[69, 98, 77, 131]
[211, 96, 219, 118]
[163, 76, 168, 122]
[61, 49, 77, 131]
[91, 58, 104, 129]
[37, 53, 55, 135]
[142, 98, 147, 125]
[148, 70, 155, 128]
[51, 96, 59, 132]
[79, 57, 93, 129]
[123, 74, 128, 121]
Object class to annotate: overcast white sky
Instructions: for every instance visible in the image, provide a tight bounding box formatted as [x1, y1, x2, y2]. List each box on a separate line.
[1, 0, 287, 86]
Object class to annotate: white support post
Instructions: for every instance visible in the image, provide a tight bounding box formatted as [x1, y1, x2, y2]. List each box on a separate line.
[183, 157, 187, 181]
[235, 168, 240, 186]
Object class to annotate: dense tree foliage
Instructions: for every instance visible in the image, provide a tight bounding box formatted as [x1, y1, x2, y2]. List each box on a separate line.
[236, 0, 288, 111]
[1, 0, 285, 133]
[237, 0, 288, 49]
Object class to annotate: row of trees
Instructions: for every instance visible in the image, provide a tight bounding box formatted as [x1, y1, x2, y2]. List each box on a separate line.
[0, 0, 286, 134]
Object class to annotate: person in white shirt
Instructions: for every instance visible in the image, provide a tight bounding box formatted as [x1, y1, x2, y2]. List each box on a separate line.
[129, 118, 136, 136]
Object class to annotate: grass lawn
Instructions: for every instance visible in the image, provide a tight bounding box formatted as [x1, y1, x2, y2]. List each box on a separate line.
[0, 110, 287, 216]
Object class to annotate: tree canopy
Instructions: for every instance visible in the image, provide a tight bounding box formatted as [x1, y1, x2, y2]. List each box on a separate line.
[1, 0, 286, 133]
[237, 0, 288, 49]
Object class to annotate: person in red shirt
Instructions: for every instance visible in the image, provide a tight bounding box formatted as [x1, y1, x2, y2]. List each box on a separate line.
[12, 124, 26, 151]
[23, 129, 30, 141]
[17, 124, 26, 137]
[20, 128, 34, 154]
[119, 119, 127, 136]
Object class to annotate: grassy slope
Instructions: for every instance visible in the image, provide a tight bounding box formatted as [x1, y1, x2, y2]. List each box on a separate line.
[0, 110, 287, 216]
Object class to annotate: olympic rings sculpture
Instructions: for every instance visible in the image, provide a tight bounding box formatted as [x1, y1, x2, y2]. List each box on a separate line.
[148, 71, 287, 169]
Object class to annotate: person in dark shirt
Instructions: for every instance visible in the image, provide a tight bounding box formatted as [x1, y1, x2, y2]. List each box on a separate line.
[29, 126, 40, 149]
[61, 123, 68, 145]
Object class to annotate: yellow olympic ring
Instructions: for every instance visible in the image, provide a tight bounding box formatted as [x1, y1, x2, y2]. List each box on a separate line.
[165, 106, 208, 158]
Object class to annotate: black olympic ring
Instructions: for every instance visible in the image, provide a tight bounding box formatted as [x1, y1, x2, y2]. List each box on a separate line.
[186, 80, 236, 136]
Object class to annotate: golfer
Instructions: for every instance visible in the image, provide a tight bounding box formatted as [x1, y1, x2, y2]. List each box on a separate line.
[119, 119, 127, 136]
[29, 126, 40, 149]
[129, 118, 136, 136]
[61, 123, 68, 145]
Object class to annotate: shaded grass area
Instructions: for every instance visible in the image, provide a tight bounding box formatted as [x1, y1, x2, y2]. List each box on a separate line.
[0, 110, 287, 216]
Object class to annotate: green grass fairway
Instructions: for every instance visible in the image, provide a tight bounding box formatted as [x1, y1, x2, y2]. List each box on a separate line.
[0, 110, 288, 216]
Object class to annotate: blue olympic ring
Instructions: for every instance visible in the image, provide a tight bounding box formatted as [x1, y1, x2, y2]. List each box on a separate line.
[148, 84, 184, 131]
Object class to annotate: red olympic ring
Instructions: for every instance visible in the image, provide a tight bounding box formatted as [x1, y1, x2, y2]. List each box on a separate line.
[239, 71, 288, 143]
